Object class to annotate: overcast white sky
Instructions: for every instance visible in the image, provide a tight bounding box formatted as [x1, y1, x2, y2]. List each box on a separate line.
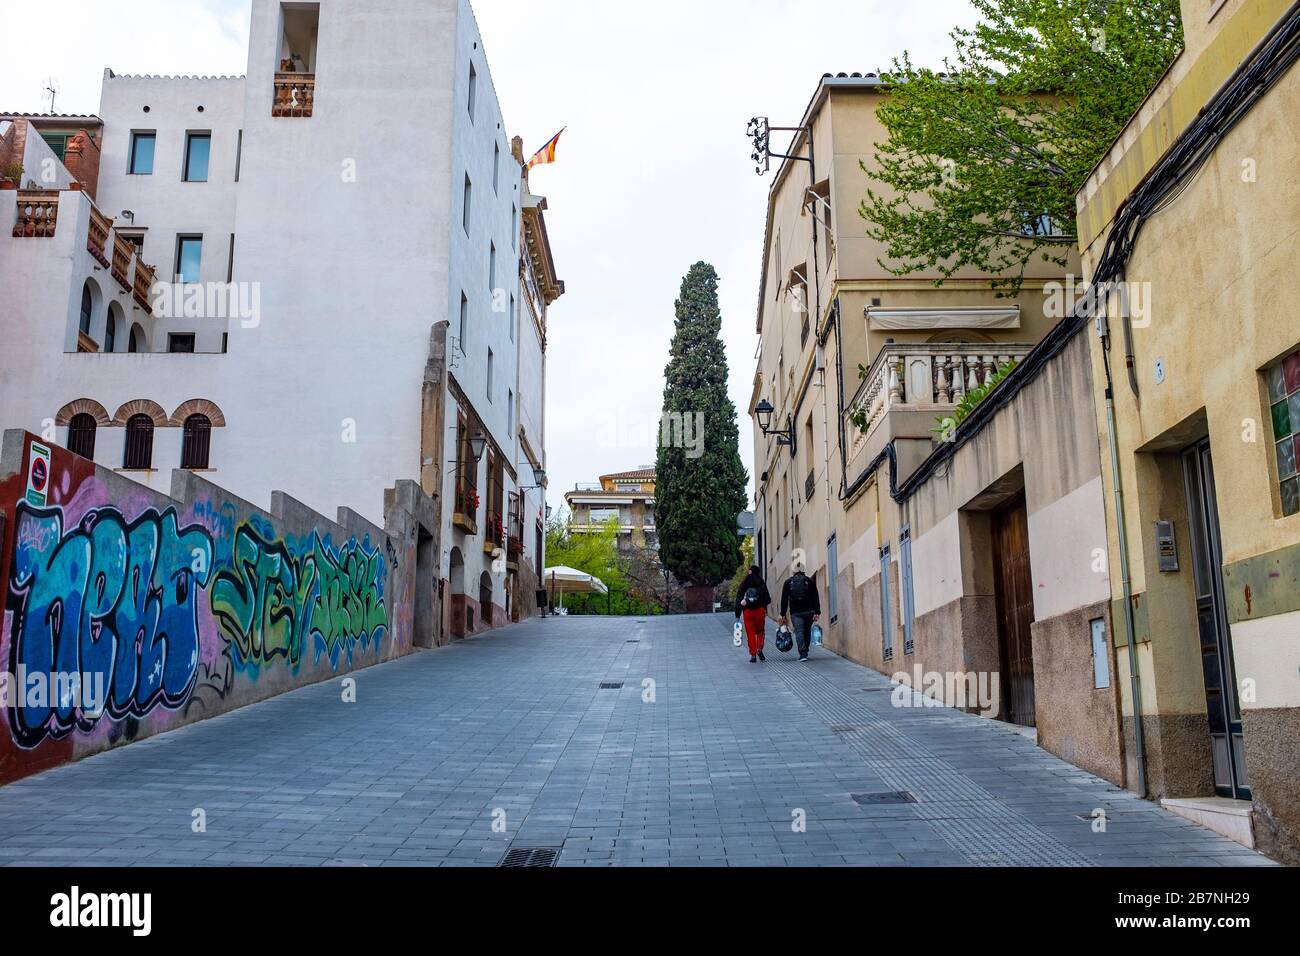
[0, 0, 977, 514]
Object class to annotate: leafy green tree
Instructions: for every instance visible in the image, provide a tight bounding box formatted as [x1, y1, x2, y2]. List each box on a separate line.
[655, 262, 749, 590]
[544, 515, 657, 616]
[861, 0, 1183, 295]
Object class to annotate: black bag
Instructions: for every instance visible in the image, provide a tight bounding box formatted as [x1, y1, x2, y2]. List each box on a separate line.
[776, 627, 795, 654]
[788, 573, 809, 604]
[744, 587, 760, 606]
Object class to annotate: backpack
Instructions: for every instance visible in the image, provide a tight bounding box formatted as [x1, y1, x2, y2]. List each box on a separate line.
[788, 573, 809, 604]
[744, 586, 760, 606]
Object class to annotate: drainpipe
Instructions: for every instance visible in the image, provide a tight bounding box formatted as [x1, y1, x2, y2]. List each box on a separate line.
[1099, 308, 1148, 798]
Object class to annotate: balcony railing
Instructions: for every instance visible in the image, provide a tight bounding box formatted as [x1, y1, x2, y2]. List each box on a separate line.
[132, 258, 156, 314]
[272, 73, 315, 117]
[110, 233, 133, 291]
[87, 206, 112, 267]
[847, 342, 1034, 442]
[12, 189, 58, 238]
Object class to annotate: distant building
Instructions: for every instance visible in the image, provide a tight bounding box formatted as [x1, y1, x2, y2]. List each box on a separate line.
[565, 467, 657, 551]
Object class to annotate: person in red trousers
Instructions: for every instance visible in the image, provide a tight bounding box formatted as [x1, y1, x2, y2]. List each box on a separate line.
[734, 566, 773, 664]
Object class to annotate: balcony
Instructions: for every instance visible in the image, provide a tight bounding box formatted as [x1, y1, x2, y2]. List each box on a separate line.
[272, 73, 315, 117]
[132, 258, 156, 314]
[453, 485, 479, 535]
[847, 342, 1034, 448]
[12, 189, 58, 238]
[86, 205, 112, 267]
[485, 512, 505, 554]
[110, 232, 133, 291]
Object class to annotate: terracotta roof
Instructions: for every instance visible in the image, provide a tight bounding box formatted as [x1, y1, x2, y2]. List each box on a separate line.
[600, 468, 656, 482]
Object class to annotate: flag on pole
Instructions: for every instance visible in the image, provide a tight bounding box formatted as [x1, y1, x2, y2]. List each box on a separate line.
[527, 128, 566, 170]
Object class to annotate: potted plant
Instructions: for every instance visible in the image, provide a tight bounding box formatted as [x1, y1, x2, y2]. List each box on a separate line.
[1, 162, 23, 189]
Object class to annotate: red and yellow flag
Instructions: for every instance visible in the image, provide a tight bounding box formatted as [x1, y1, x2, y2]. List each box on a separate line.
[527, 128, 565, 170]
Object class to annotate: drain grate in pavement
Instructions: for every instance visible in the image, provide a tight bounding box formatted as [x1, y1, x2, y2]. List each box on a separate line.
[852, 791, 918, 806]
[626, 640, 640, 644]
[498, 847, 561, 868]
[599, 681, 625, 689]
[831, 724, 864, 733]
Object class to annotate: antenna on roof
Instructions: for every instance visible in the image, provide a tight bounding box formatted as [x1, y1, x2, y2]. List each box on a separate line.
[43, 78, 61, 113]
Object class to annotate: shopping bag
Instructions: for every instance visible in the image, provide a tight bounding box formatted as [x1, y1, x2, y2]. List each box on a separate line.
[733, 621, 744, 647]
[811, 624, 824, 647]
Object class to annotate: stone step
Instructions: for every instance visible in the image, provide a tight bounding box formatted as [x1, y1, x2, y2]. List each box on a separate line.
[1161, 797, 1255, 850]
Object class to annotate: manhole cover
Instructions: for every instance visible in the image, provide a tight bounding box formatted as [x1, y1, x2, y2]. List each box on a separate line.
[599, 681, 624, 690]
[851, 791, 917, 806]
[498, 847, 561, 868]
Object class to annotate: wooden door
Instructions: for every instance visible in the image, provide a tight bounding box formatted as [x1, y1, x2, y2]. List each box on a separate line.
[991, 496, 1037, 727]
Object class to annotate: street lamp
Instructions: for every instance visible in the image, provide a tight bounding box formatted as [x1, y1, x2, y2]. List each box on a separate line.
[468, 431, 487, 464]
[754, 399, 797, 458]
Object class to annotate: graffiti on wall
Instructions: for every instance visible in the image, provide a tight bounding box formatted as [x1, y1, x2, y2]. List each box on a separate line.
[211, 520, 388, 674]
[5, 504, 214, 747]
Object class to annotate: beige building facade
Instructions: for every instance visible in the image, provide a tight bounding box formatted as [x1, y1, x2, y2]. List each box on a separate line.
[753, 0, 1299, 863]
[1076, 0, 1300, 862]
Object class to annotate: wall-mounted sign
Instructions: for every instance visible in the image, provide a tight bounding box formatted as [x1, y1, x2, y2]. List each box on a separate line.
[1156, 520, 1179, 573]
[25, 440, 51, 507]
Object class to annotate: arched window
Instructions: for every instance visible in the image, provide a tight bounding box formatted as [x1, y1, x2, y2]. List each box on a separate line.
[123, 414, 154, 470]
[181, 414, 212, 470]
[79, 283, 93, 335]
[67, 413, 97, 460]
[128, 324, 142, 353]
[104, 310, 117, 353]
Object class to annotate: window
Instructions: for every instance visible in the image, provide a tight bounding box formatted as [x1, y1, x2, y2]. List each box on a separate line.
[507, 388, 514, 435]
[168, 333, 196, 353]
[79, 283, 93, 335]
[827, 534, 839, 624]
[235, 129, 243, 181]
[489, 242, 497, 293]
[181, 414, 212, 470]
[129, 132, 155, 175]
[175, 236, 202, 283]
[183, 133, 211, 182]
[40, 131, 71, 162]
[467, 62, 478, 119]
[487, 348, 494, 401]
[128, 325, 142, 353]
[463, 174, 472, 234]
[1267, 348, 1300, 516]
[123, 414, 154, 470]
[118, 232, 144, 256]
[511, 204, 518, 249]
[509, 294, 516, 342]
[104, 310, 116, 352]
[68, 413, 97, 460]
[459, 293, 469, 351]
[880, 545, 894, 662]
[493, 143, 500, 193]
[900, 527, 916, 655]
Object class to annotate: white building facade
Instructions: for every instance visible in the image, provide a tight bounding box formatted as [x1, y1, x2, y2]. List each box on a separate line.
[0, 0, 561, 645]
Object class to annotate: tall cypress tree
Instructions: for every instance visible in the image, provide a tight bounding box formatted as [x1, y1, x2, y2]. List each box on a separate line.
[656, 262, 749, 593]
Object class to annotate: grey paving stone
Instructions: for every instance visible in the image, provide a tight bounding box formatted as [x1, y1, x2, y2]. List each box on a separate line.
[0, 614, 1274, 868]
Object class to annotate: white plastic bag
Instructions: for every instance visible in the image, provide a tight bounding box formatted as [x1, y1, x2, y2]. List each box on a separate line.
[811, 623, 824, 647]
[733, 621, 744, 647]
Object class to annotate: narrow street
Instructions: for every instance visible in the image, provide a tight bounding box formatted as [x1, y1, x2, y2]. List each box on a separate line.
[0, 616, 1271, 867]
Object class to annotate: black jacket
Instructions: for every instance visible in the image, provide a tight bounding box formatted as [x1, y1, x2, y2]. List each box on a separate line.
[780, 572, 821, 617]
[734, 575, 772, 618]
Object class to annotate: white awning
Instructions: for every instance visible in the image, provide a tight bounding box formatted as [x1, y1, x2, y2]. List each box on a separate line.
[867, 307, 1021, 331]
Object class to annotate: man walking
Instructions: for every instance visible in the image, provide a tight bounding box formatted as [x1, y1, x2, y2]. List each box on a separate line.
[780, 567, 821, 662]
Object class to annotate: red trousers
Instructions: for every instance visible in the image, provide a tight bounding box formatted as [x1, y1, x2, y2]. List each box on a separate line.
[742, 608, 767, 656]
